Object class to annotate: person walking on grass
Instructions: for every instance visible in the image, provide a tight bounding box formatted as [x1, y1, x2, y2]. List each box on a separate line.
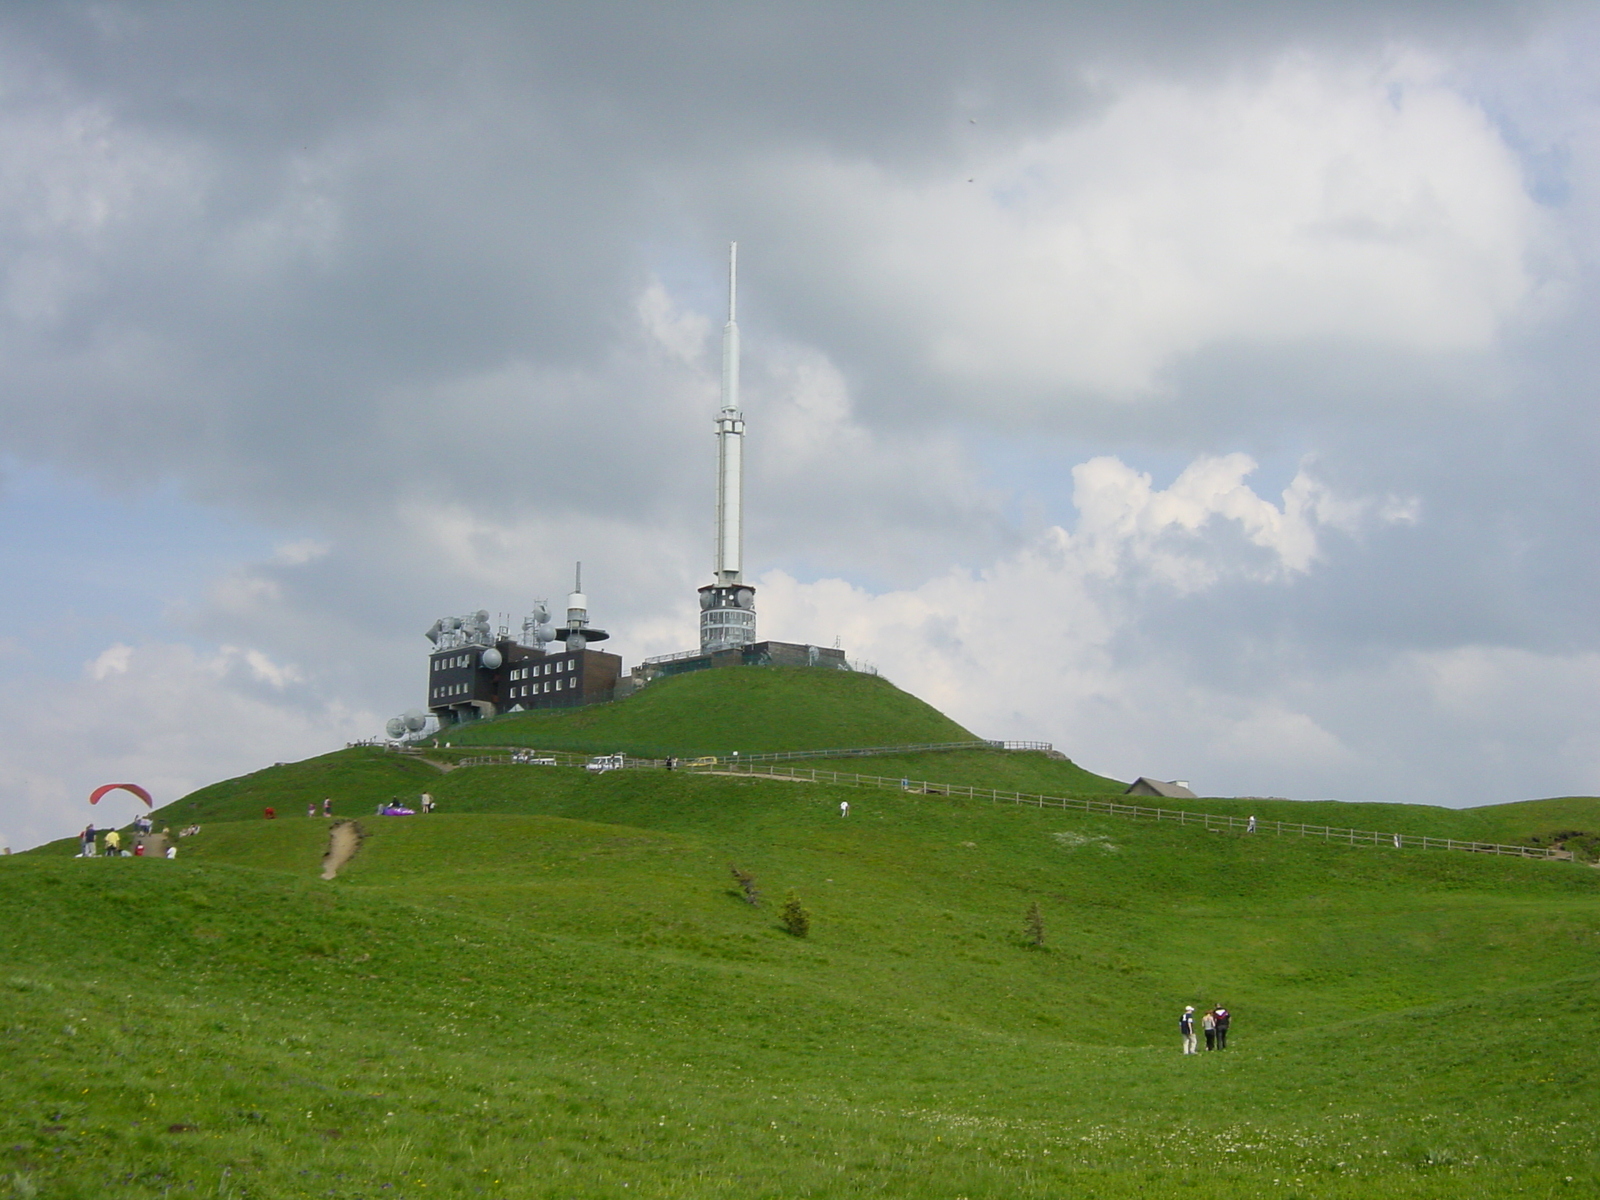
[80, 824, 97, 857]
[1180, 1006, 1197, 1054]
[1247, 815, 1256, 833]
[1202, 1008, 1216, 1051]
[840, 800, 850, 817]
[1213, 1006, 1231, 1050]
[104, 829, 122, 857]
[323, 797, 332, 818]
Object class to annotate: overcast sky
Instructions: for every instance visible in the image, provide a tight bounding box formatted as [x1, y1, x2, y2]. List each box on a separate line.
[2, 1, 1598, 849]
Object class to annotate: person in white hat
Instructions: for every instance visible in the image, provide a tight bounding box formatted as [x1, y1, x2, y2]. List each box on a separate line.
[1180, 1006, 1198, 1054]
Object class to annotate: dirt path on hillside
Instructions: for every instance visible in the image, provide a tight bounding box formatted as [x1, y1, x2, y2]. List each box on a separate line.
[321, 821, 364, 880]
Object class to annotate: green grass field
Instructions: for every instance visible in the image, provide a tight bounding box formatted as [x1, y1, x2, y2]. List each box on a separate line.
[434, 667, 979, 757]
[4, 669, 1599, 1198]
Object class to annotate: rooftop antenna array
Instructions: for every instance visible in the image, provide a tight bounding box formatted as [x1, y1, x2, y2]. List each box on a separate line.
[561, 561, 611, 651]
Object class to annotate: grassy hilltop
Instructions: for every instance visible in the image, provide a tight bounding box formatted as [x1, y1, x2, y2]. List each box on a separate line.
[4, 667, 1600, 1198]
[437, 667, 982, 757]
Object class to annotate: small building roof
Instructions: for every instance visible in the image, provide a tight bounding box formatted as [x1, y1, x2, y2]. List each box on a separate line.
[1125, 777, 1197, 799]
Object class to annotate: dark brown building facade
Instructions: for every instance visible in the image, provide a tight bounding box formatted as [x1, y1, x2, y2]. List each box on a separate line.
[428, 641, 622, 726]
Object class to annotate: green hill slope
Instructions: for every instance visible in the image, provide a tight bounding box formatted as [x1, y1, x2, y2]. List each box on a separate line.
[6, 761, 1599, 1198]
[437, 666, 978, 756]
[81, 736, 1599, 848]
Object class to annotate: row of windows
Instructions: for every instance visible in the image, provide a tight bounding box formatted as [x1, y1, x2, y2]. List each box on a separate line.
[510, 678, 571, 699]
[509, 659, 569, 680]
[433, 674, 581, 703]
[433, 655, 575, 677]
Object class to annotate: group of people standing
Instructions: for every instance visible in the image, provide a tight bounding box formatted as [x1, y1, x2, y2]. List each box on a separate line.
[1179, 1005, 1231, 1053]
[78, 816, 176, 859]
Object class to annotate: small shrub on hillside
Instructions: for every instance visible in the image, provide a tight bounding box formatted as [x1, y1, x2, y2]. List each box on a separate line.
[729, 865, 760, 905]
[1524, 830, 1600, 862]
[1024, 901, 1045, 948]
[780, 891, 810, 937]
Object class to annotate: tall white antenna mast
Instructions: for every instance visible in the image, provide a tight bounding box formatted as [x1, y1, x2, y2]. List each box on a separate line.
[699, 241, 757, 654]
[715, 242, 743, 586]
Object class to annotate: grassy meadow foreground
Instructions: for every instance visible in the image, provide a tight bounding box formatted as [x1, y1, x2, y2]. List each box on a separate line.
[4, 670, 1599, 1198]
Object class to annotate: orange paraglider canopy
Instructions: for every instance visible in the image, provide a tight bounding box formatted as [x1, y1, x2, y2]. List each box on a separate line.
[89, 783, 154, 808]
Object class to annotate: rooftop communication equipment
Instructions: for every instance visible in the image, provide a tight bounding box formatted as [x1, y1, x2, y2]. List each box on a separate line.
[562, 561, 609, 652]
[523, 602, 557, 649]
[384, 708, 434, 743]
[424, 610, 495, 650]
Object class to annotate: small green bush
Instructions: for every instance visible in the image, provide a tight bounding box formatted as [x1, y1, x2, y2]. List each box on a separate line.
[1024, 901, 1045, 948]
[780, 891, 810, 937]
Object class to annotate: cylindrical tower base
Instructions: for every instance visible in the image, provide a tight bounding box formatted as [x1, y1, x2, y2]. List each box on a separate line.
[699, 584, 757, 653]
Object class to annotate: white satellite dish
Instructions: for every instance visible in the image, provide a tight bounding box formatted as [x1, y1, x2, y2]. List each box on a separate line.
[402, 710, 427, 732]
[481, 647, 503, 670]
[385, 717, 407, 739]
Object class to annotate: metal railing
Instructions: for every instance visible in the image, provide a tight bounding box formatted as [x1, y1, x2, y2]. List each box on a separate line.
[453, 751, 590, 768]
[432, 739, 1056, 768]
[640, 648, 707, 666]
[693, 762, 1577, 864]
[717, 740, 1054, 764]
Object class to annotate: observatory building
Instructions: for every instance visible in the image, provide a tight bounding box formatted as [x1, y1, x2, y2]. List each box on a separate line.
[419, 565, 622, 727]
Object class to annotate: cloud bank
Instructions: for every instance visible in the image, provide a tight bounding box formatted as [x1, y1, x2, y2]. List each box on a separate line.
[1, 2, 1598, 847]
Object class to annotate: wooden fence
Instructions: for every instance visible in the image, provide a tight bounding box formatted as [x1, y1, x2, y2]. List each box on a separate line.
[696, 762, 1576, 864]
